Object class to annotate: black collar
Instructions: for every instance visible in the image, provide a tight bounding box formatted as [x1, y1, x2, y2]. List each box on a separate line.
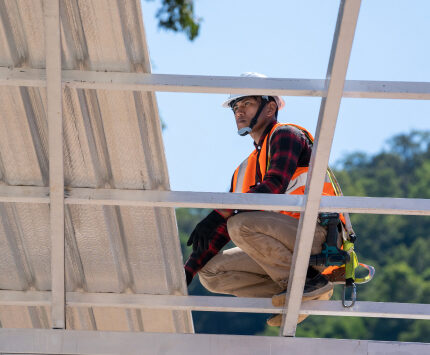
[253, 120, 277, 149]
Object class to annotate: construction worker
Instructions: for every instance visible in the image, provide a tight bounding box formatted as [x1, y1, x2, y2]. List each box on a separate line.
[184, 73, 339, 326]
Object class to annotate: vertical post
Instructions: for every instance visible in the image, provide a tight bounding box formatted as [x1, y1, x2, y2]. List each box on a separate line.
[44, 0, 65, 329]
[280, 0, 361, 336]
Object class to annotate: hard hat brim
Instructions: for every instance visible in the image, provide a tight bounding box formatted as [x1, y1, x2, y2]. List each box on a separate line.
[221, 94, 249, 108]
[222, 94, 285, 110]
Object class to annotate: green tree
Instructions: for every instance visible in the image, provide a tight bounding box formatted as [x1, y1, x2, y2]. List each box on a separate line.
[146, 0, 201, 40]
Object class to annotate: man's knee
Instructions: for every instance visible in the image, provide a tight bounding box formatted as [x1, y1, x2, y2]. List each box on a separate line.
[227, 211, 256, 245]
[198, 268, 221, 294]
[226, 212, 243, 237]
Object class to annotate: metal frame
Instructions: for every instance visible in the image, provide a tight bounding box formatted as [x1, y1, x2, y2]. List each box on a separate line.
[0, 0, 429, 349]
[0, 328, 428, 355]
[0, 290, 429, 320]
[281, 0, 361, 336]
[0, 186, 429, 215]
[1, 67, 430, 100]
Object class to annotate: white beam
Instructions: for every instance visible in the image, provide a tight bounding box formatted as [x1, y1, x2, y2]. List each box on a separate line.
[0, 185, 49, 203]
[0, 186, 429, 216]
[63, 70, 326, 97]
[44, 0, 65, 329]
[0, 290, 51, 307]
[0, 66, 46, 87]
[1, 67, 430, 100]
[0, 328, 429, 355]
[66, 189, 430, 216]
[66, 188, 305, 210]
[319, 195, 430, 215]
[0, 290, 429, 320]
[282, 0, 362, 336]
[301, 300, 430, 320]
[344, 79, 430, 100]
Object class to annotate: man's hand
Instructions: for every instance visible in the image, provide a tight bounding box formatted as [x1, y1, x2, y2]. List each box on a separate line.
[186, 210, 225, 253]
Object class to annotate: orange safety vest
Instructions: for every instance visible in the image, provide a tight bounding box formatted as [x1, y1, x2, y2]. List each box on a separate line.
[232, 123, 344, 221]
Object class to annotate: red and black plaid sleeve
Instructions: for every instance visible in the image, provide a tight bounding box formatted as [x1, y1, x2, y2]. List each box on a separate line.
[184, 177, 235, 276]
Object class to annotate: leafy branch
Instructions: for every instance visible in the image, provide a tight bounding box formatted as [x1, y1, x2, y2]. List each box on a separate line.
[146, 0, 201, 41]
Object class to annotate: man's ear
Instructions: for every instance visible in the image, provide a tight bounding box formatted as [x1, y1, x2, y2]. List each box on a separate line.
[265, 101, 278, 118]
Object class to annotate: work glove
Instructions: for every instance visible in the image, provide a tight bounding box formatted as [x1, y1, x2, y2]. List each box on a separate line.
[186, 210, 225, 253]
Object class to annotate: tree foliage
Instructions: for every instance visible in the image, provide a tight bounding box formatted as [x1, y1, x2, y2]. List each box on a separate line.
[146, 0, 201, 40]
[176, 130, 430, 342]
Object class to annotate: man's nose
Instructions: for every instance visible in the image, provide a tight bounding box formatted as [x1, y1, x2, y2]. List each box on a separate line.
[235, 110, 244, 119]
[235, 106, 245, 116]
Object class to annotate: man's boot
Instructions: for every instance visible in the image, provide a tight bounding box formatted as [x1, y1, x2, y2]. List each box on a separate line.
[267, 288, 333, 327]
[271, 273, 332, 307]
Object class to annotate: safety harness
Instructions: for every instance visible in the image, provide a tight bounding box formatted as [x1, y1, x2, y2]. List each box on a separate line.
[310, 169, 375, 307]
[269, 124, 375, 307]
[282, 125, 374, 307]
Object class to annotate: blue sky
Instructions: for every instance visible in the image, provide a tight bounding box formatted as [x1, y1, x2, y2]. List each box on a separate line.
[140, 0, 430, 192]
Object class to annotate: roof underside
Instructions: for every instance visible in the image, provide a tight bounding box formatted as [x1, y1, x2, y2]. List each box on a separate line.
[0, 0, 192, 333]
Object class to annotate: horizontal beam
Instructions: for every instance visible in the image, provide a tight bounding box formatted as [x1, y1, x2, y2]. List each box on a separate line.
[1, 329, 429, 355]
[0, 290, 51, 307]
[319, 195, 430, 215]
[68, 188, 305, 210]
[0, 185, 48, 203]
[343, 79, 430, 100]
[0, 186, 429, 216]
[0, 291, 429, 320]
[0, 66, 46, 87]
[1, 67, 430, 100]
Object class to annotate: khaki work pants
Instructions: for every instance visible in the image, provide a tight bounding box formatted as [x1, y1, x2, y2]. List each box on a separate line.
[198, 211, 329, 298]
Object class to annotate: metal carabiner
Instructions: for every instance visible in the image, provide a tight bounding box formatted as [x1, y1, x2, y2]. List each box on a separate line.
[342, 281, 356, 308]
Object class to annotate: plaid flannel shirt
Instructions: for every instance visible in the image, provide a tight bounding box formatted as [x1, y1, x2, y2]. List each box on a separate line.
[184, 120, 312, 276]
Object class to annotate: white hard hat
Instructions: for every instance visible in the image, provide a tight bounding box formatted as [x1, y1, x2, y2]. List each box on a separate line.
[221, 72, 285, 110]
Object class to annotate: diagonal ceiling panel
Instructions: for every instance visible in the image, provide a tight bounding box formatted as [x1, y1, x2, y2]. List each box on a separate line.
[0, 0, 192, 333]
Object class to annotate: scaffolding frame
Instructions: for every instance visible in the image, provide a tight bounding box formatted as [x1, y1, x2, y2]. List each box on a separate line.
[0, 0, 429, 353]
[1, 328, 428, 355]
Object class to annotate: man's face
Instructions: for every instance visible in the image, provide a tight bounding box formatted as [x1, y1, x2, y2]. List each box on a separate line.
[231, 96, 261, 131]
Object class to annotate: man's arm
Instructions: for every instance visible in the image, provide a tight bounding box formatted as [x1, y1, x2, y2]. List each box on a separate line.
[184, 218, 230, 284]
[184, 176, 235, 284]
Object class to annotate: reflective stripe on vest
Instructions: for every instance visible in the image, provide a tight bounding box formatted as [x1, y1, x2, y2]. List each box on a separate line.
[232, 123, 341, 220]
